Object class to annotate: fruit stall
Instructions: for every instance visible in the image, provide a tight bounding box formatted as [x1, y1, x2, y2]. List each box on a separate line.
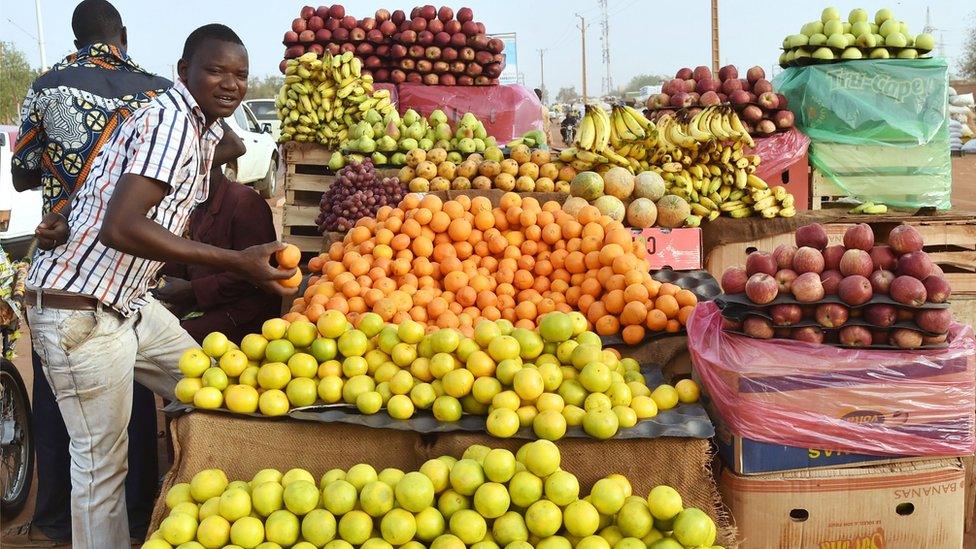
[137, 3, 976, 549]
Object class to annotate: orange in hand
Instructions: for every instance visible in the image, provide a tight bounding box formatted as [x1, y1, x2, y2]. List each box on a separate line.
[279, 269, 303, 288]
[276, 244, 301, 269]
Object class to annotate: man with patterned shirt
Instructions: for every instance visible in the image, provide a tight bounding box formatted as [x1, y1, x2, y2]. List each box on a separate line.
[23, 23, 294, 549]
[7, 2, 171, 545]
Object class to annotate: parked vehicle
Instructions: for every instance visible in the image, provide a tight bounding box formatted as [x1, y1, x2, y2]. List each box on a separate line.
[244, 99, 281, 141]
[0, 127, 42, 260]
[224, 104, 279, 198]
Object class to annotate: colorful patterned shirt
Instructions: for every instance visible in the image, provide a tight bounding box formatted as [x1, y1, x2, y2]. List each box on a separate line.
[12, 43, 171, 214]
[28, 81, 224, 316]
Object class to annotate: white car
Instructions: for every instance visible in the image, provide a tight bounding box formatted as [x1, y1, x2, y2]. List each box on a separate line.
[244, 99, 281, 141]
[0, 126, 43, 260]
[224, 104, 280, 198]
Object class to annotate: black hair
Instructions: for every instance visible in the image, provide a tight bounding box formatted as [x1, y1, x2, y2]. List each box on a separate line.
[181, 24, 246, 62]
[71, 0, 123, 45]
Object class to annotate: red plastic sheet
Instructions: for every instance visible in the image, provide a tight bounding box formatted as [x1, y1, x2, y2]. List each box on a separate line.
[395, 83, 544, 141]
[688, 301, 976, 457]
[748, 128, 810, 180]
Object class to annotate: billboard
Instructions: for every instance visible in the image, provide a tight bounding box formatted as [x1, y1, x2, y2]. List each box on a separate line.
[490, 32, 518, 85]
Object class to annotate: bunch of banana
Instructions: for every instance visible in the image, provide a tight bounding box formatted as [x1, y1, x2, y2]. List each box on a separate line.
[559, 104, 657, 173]
[276, 51, 395, 148]
[683, 105, 754, 148]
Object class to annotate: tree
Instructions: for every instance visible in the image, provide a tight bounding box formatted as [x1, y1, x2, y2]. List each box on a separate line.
[246, 75, 285, 100]
[619, 73, 667, 94]
[961, 16, 976, 80]
[555, 86, 578, 103]
[0, 42, 39, 124]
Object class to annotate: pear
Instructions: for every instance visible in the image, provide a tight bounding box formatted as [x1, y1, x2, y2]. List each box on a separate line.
[457, 138, 477, 154]
[385, 121, 401, 140]
[358, 136, 376, 154]
[418, 138, 434, 151]
[434, 123, 452, 141]
[473, 124, 487, 140]
[328, 152, 345, 171]
[474, 138, 486, 153]
[446, 152, 463, 164]
[390, 152, 407, 166]
[429, 109, 448, 125]
[433, 139, 452, 150]
[371, 152, 388, 165]
[406, 122, 424, 140]
[376, 135, 397, 152]
[485, 136, 497, 148]
[403, 109, 420, 126]
[460, 112, 478, 126]
[364, 109, 382, 125]
[455, 126, 475, 140]
[398, 138, 419, 151]
[346, 154, 365, 164]
[484, 147, 504, 162]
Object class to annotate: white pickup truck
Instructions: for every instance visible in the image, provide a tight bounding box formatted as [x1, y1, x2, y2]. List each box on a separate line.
[0, 126, 42, 260]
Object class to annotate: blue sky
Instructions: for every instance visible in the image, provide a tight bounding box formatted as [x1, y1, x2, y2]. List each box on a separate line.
[2, 0, 971, 96]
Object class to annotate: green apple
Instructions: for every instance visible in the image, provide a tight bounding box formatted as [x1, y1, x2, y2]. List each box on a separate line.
[842, 22, 852, 34]
[821, 6, 840, 23]
[869, 48, 891, 59]
[851, 21, 871, 37]
[875, 8, 893, 26]
[823, 19, 843, 36]
[841, 47, 863, 60]
[808, 33, 828, 46]
[896, 48, 918, 59]
[885, 32, 907, 48]
[848, 8, 868, 24]
[879, 18, 899, 37]
[826, 34, 848, 49]
[915, 33, 935, 51]
[856, 34, 877, 48]
[812, 47, 836, 60]
[800, 21, 824, 36]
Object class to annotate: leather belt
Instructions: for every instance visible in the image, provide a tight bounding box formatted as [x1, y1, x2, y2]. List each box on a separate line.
[25, 289, 101, 311]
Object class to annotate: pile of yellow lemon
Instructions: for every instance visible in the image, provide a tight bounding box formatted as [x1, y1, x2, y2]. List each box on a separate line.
[145, 440, 721, 549]
[176, 310, 700, 441]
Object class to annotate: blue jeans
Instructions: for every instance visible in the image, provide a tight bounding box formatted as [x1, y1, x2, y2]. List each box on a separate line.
[30, 348, 159, 541]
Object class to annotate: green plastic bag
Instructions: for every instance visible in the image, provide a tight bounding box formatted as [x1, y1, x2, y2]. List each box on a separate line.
[773, 58, 949, 145]
[773, 59, 951, 209]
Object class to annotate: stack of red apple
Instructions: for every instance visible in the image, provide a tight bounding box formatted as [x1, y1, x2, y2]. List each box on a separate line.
[645, 65, 795, 136]
[719, 222, 954, 349]
[281, 4, 505, 86]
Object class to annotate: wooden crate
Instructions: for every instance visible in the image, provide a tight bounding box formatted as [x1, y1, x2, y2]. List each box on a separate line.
[282, 143, 398, 257]
[811, 168, 951, 210]
[821, 215, 976, 295]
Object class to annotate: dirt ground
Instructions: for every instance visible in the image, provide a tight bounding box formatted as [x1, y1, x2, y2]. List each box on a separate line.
[2, 155, 975, 547]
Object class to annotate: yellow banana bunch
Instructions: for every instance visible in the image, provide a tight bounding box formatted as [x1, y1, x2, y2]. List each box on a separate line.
[276, 51, 395, 148]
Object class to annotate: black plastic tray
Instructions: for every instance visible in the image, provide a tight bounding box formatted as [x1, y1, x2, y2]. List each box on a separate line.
[717, 292, 950, 310]
[719, 302, 948, 336]
[163, 367, 714, 440]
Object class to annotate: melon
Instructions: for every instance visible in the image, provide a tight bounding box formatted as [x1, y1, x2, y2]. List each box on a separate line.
[561, 196, 590, 217]
[656, 195, 691, 228]
[626, 198, 658, 228]
[634, 171, 666, 201]
[603, 167, 635, 200]
[593, 195, 625, 222]
[570, 171, 604, 200]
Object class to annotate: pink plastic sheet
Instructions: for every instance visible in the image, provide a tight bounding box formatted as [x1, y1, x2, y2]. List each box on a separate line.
[688, 301, 976, 456]
[748, 128, 810, 181]
[395, 83, 543, 141]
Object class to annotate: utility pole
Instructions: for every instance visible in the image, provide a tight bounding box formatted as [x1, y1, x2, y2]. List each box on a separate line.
[537, 48, 547, 104]
[35, 0, 48, 70]
[576, 13, 588, 103]
[710, 0, 719, 74]
[599, 0, 612, 95]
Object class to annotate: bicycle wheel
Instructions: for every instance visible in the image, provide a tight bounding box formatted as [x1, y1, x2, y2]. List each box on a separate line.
[0, 358, 33, 516]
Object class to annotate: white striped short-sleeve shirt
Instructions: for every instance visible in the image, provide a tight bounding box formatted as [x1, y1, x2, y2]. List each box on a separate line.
[28, 80, 224, 316]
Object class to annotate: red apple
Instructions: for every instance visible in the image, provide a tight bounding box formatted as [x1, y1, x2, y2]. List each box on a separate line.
[411, 16, 428, 32]
[747, 66, 766, 84]
[284, 45, 305, 58]
[298, 30, 315, 44]
[753, 79, 773, 94]
[332, 27, 349, 41]
[425, 46, 442, 59]
[693, 65, 712, 81]
[391, 44, 408, 58]
[375, 8, 391, 22]
[864, 304, 897, 327]
[408, 45, 425, 58]
[361, 17, 376, 32]
[838, 275, 873, 306]
[839, 249, 873, 277]
[839, 326, 873, 347]
[292, 18, 307, 33]
[792, 326, 825, 344]
[773, 110, 795, 129]
[775, 269, 798, 293]
[743, 316, 775, 339]
[300, 5, 315, 19]
[890, 276, 927, 307]
[675, 67, 693, 79]
[416, 59, 432, 73]
[745, 273, 779, 304]
[897, 251, 934, 280]
[820, 270, 843, 295]
[869, 245, 897, 271]
[418, 30, 434, 45]
[792, 272, 825, 302]
[890, 329, 924, 349]
[439, 73, 456, 86]
[869, 270, 895, 294]
[771, 304, 803, 325]
[815, 303, 849, 328]
[366, 29, 384, 43]
[796, 223, 828, 250]
[793, 247, 825, 274]
[441, 47, 458, 61]
[451, 33, 468, 48]
[758, 92, 779, 109]
[923, 276, 951, 303]
[406, 72, 423, 83]
[427, 18, 444, 35]
[283, 30, 299, 44]
[721, 267, 748, 294]
[457, 75, 474, 86]
[888, 225, 924, 254]
[916, 308, 952, 334]
[350, 28, 366, 41]
[450, 61, 466, 74]
[308, 16, 324, 32]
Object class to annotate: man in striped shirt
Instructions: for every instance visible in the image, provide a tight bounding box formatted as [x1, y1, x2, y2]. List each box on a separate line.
[25, 24, 295, 548]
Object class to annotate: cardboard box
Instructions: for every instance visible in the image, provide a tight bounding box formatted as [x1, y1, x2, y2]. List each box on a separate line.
[711, 406, 919, 475]
[632, 228, 702, 270]
[720, 458, 965, 549]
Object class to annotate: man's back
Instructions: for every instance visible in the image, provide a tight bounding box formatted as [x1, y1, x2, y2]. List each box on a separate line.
[13, 43, 170, 214]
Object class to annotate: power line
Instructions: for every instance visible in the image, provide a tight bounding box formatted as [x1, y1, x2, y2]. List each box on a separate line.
[599, 0, 612, 95]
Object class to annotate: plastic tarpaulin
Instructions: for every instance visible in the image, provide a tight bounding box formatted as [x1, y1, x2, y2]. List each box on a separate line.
[395, 83, 543, 141]
[688, 301, 976, 457]
[747, 128, 810, 181]
[773, 59, 952, 210]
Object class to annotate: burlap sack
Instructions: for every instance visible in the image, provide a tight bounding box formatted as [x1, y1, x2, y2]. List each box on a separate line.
[149, 413, 737, 547]
[149, 412, 425, 533]
[424, 432, 737, 547]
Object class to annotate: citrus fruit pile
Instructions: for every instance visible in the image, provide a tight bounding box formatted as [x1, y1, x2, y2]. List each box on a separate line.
[144, 440, 721, 549]
[175, 311, 700, 440]
[289, 192, 698, 344]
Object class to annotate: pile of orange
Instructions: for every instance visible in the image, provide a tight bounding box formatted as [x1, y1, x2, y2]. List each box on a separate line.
[287, 192, 697, 344]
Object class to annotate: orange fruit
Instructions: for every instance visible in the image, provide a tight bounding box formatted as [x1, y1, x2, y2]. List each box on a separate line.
[279, 269, 303, 288]
[675, 289, 698, 308]
[655, 295, 680, 319]
[622, 325, 645, 345]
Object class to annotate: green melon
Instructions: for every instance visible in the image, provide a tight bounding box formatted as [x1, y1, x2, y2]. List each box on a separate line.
[570, 171, 604, 201]
[656, 195, 691, 228]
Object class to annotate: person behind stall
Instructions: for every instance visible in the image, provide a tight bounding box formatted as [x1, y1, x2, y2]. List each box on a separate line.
[5, 1, 171, 545]
[22, 23, 295, 549]
[155, 159, 281, 344]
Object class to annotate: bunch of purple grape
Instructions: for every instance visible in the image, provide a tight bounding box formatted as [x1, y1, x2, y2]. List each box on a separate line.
[316, 159, 405, 233]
